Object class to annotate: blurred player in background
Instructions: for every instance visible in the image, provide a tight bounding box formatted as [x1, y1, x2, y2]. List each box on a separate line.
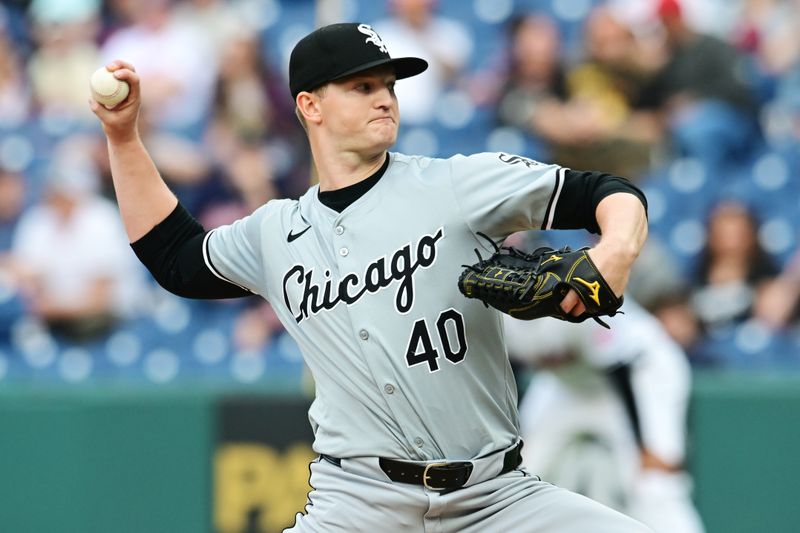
[505, 299, 705, 533]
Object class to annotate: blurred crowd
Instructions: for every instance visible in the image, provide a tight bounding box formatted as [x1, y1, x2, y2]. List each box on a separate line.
[0, 0, 798, 384]
[488, 0, 800, 368]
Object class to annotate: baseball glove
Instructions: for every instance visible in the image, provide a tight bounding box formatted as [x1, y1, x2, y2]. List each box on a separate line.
[458, 235, 623, 328]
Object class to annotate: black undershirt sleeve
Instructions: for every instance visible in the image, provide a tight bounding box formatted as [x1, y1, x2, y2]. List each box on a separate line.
[130, 203, 253, 299]
[548, 170, 648, 234]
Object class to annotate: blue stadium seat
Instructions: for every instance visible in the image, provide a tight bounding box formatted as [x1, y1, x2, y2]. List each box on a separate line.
[397, 126, 440, 156]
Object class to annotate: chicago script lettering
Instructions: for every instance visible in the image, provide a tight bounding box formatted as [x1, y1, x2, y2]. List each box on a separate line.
[282, 228, 444, 323]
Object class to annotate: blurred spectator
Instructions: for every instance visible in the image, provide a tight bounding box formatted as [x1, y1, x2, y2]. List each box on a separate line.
[98, 1, 221, 211]
[611, 0, 748, 40]
[0, 0, 797, 378]
[747, 0, 800, 151]
[754, 248, 800, 330]
[172, 0, 247, 62]
[142, 124, 214, 211]
[10, 137, 144, 342]
[668, 0, 746, 39]
[373, 0, 473, 124]
[209, 31, 296, 145]
[690, 199, 780, 333]
[641, 0, 760, 170]
[0, 168, 25, 251]
[557, 6, 663, 178]
[232, 300, 285, 353]
[198, 142, 278, 229]
[205, 30, 308, 198]
[0, 167, 28, 343]
[0, 9, 31, 127]
[85, 115, 213, 213]
[624, 235, 707, 360]
[499, 8, 662, 179]
[736, 0, 800, 79]
[101, 0, 217, 134]
[626, 235, 687, 312]
[650, 288, 706, 362]
[495, 14, 568, 141]
[26, 0, 101, 122]
[505, 301, 705, 533]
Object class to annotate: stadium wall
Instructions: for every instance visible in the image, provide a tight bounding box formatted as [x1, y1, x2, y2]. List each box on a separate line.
[0, 373, 798, 533]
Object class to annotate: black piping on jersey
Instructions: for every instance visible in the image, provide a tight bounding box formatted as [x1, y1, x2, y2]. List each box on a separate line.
[544, 169, 648, 234]
[317, 152, 390, 212]
[202, 230, 253, 293]
[130, 203, 253, 299]
[542, 167, 566, 230]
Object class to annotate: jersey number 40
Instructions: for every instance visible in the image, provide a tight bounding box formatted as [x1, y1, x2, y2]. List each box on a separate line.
[405, 309, 467, 372]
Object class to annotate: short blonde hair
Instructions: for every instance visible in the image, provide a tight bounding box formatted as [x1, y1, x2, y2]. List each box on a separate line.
[295, 106, 308, 132]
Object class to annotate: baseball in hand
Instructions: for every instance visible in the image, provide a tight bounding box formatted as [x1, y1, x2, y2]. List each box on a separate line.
[90, 67, 130, 109]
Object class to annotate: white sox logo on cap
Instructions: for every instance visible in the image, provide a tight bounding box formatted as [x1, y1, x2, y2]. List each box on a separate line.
[357, 24, 389, 54]
[289, 22, 427, 98]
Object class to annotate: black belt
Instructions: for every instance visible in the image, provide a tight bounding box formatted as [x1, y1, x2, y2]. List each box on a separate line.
[321, 440, 523, 491]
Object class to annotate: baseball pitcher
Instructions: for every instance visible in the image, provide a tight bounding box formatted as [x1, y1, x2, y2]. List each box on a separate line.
[91, 22, 651, 533]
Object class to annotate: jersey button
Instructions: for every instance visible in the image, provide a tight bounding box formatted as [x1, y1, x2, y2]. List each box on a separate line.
[339, 247, 349, 257]
[334, 225, 344, 235]
[384, 384, 395, 394]
[414, 437, 424, 448]
[359, 329, 369, 340]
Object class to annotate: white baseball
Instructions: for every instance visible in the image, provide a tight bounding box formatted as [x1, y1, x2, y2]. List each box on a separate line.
[90, 67, 130, 109]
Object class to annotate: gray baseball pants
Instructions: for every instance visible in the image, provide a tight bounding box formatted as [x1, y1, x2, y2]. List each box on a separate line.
[285, 451, 653, 532]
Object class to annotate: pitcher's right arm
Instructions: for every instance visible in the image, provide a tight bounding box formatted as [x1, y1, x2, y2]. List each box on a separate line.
[90, 60, 177, 242]
[90, 60, 251, 299]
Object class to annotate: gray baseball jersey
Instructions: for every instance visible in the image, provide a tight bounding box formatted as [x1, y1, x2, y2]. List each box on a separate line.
[206, 151, 566, 461]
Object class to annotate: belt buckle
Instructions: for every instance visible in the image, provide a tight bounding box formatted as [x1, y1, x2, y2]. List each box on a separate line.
[423, 462, 449, 491]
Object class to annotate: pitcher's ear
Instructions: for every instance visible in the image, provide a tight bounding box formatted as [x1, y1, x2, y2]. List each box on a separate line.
[296, 90, 324, 126]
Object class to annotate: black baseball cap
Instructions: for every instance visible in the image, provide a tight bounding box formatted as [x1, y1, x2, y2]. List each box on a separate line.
[289, 22, 428, 99]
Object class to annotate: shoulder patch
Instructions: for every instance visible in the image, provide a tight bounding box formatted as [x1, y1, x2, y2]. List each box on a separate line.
[498, 153, 544, 168]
